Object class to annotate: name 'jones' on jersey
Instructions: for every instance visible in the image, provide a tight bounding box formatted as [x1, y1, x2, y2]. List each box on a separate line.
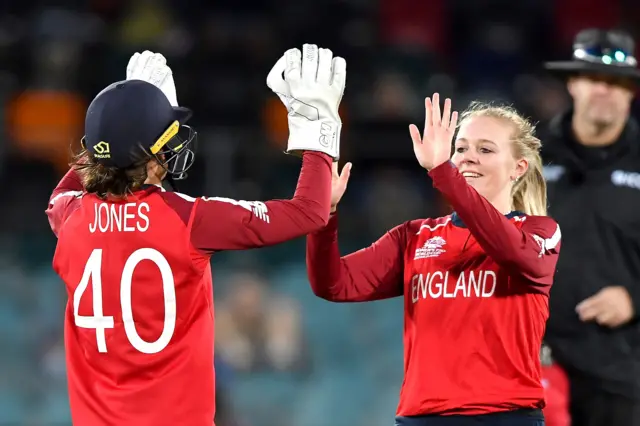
[89, 201, 151, 233]
[409, 235, 497, 303]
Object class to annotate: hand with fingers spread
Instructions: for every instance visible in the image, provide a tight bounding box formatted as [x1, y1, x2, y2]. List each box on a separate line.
[330, 162, 352, 213]
[126, 50, 179, 107]
[409, 93, 458, 171]
[266, 44, 347, 160]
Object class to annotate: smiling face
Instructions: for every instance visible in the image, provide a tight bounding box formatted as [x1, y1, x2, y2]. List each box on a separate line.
[451, 115, 529, 212]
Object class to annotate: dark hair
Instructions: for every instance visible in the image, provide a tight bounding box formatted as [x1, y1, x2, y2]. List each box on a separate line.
[71, 148, 149, 199]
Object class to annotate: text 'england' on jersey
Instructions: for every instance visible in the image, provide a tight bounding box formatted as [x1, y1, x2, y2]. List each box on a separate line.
[404, 215, 549, 321]
[396, 214, 551, 416]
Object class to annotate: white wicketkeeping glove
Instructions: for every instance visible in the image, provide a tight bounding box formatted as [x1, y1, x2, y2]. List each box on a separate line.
[126, 50, 179, 107]
[266, 44, 346, 160]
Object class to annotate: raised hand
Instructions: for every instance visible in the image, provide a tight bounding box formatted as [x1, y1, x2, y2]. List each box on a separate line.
[330, 162, 352, 212]
[126, 50, 178, 107]
[409, 93, 458, 171]
[266, 44, 347, 160]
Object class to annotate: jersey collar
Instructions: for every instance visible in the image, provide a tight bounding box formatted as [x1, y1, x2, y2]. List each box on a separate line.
[451, 210, 525, 228]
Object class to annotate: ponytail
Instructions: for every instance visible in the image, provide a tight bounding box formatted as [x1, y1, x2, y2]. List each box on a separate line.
[512, 156, 547, 216]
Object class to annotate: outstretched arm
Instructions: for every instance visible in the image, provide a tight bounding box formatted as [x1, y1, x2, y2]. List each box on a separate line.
[409, 93, 561, 289]
[306, 215, 415, 302]
[185, 151, 332, 252]
[429, 161, 561, 288]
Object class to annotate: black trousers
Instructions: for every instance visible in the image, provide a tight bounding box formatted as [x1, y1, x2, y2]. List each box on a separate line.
[570, 380, 640, 426]
[394, 408, 544, 426]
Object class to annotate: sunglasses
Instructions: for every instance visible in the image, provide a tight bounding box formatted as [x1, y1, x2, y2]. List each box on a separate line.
[573, 45, 637, 67]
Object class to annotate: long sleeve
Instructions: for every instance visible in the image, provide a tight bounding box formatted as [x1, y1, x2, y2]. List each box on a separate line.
[189, 151, 332, 251]
[621, 282, 640, 321]
[306, 214, 416, 302]
[46, 168, 85, 237]
[429, 161, 561, 288]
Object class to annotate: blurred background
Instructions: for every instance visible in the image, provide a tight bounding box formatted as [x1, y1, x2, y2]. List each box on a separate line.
[1, 0, 639, 425]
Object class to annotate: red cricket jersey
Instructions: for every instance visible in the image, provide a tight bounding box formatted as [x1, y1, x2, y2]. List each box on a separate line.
[306, 161, 562, 417]
[46, 152, 332, 426]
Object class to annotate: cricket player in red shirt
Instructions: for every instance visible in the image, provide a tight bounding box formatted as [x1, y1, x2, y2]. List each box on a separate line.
[46, 45, 346, 426]
[306, 94, 561, 426]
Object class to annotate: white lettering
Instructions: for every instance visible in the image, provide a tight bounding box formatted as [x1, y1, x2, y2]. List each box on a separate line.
[110, 204, 122, 231]
[453, 273, 467, 298]
[99, 203, 109, 232]
[612, 170, 640, 190]
[123, 203, 136, 232]
[89, 202, 151, 233]
[410, 270, 498, 302]
[138, 203, 150, 232]
[469, 270, 482, 297]
[89, 203, 98, 233]
[428, 271, 445, 298]
[543, 165, 565, 182]
[411, 274, 420, 303]
[481, 270, 496, 297]
[443, 270, 455, 298]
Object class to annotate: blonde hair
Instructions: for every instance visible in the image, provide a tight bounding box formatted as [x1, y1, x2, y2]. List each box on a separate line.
[458, 101, 547, 216]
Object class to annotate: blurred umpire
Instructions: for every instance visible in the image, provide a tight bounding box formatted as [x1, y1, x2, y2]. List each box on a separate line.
[542, 28, 640, 426]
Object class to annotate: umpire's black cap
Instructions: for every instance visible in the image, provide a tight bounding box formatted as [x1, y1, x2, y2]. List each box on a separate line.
[544, 28, 640, 81]
[83, 79, 192, 168]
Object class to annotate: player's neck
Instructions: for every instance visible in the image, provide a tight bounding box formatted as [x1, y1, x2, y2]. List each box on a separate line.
[488, 193, 513, 215]
[144, 176, 162, 186]
[144, 162, 166, 186]
[144, 168, 165, 186]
